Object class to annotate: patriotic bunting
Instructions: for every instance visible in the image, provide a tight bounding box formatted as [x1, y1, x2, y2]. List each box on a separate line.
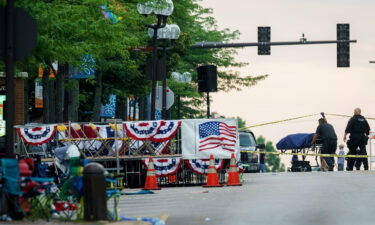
[124, 121, 163, 141]
[142, 157, 182, 177]
[124, 120, 181, 142]
[185, 159, 225, 175]
[150, 121, 181, 142]
[16, 125, 57, 146]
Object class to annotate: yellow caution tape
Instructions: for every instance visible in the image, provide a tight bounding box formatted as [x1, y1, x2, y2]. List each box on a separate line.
[240, 114, 318, 130]
[239, 113, 375, 130]
[242, 150, 372, 158]
[326, 113, 375, 120]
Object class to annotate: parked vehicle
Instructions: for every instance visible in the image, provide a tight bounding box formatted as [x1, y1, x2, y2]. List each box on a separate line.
[239, 130, 265, 173]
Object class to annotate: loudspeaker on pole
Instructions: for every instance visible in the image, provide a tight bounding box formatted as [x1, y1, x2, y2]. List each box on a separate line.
[197, 65, 217, 93]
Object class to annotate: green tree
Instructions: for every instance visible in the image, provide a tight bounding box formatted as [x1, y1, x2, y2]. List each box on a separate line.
[236, 117, 247, 129]
[1, 0, 268, 123]
[257, 136, 285, 172]
[9, 0, 146, 122]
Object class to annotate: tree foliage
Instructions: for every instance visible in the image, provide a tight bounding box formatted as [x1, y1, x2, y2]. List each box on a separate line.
[257, 136, 285, 172]
[2, 0, 268, 122]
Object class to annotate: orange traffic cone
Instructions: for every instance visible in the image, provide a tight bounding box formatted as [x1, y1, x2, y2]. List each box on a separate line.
[203, 155, 223, 188]
[227, 153, 242, 186]
[169, 174, 177, 184]
[143, 157, 161, 190]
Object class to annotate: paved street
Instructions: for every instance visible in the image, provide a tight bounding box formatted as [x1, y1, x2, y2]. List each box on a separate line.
[116, 172, 375, 225]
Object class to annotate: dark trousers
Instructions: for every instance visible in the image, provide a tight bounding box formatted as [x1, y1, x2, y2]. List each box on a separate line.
[321, 139, 337, 168]
[347, 136, 368, 170]
[338, 163, 344, 171]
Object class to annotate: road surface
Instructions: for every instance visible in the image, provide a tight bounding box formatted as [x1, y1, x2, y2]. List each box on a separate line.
[115, 172, 375, 225]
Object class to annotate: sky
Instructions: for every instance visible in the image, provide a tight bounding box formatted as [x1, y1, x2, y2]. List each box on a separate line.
[199, 0, 375, 168]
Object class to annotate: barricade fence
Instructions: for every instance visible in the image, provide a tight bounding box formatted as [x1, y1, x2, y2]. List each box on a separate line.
[13, 121, 231, 188]
[104, 159, 229, 188]
[14, 121, 183, 159]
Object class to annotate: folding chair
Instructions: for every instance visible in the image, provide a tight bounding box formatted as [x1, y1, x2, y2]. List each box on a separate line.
[20, 177, 55, 221]
[0, 158, 55, 221]
[0, 158, 23, 196]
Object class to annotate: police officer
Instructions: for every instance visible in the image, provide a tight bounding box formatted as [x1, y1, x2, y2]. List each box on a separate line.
[311, 118, 337, 171]
[344, 108, 370, 170]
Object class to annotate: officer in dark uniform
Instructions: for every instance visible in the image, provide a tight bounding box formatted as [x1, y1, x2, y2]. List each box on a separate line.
[344, 108, 370, 170]
[311, 118, 337, 171]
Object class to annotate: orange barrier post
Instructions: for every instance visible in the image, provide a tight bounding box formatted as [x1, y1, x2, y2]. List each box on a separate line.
[143, 157, 161, 190]
[227, 153, 242, 186]
[203, 154, 223, 188]
[169, 174, 177, 183]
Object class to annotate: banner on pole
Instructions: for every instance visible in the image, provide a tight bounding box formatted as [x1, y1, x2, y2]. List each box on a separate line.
[35, 79, 43, 108]
[70, 54, 95, 79]
[181, 119, 239, 159]
[100, 95, 116, 118]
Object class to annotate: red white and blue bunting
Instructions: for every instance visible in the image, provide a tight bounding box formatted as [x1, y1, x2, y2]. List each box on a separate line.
[150, 121, 181, 142]
[124, 120, 181, 142]
[16, 125, 58, 146]
[142, 157, 182, 177]
[185, 159, 225, 175]
[124, 121, 162, 141]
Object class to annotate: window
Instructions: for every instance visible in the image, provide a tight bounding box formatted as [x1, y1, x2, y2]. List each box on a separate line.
[239, 133, 256, 147]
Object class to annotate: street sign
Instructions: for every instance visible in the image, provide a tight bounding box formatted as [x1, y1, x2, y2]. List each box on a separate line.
[155, 86, 174, 110]
[0, 7, 38, 61]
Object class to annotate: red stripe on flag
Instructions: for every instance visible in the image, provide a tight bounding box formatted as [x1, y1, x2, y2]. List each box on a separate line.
[200, 137, 236, 144]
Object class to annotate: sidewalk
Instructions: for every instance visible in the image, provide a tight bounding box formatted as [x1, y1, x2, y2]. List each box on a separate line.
[6, 214, 168, 225]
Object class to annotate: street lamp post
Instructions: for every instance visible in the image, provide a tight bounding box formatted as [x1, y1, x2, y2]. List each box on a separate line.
[149, 24, 180, 119]
[137, 0, 174, 120]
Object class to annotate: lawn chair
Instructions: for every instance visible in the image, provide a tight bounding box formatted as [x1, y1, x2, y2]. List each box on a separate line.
[0, 158, 24, 220]
[0, 158, 55, 221]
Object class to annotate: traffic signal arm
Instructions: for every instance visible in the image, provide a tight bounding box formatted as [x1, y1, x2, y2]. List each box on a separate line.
[191, 40, 357, 49]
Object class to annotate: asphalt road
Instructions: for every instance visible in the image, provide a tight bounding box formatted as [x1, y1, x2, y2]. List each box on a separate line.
[116, 172, 375, 225]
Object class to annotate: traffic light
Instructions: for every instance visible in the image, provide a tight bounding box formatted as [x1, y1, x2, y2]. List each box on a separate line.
[337, 24, 350, 67]
[258, 27, 271, 55]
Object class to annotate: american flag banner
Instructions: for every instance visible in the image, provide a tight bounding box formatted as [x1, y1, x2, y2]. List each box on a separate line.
[182, 119, 240, 159]
[198, 121, 237, 152]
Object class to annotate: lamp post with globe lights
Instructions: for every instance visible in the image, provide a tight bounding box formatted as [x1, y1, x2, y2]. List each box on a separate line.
[137, 0, 174, 120]
[148, 24, 181, 119]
